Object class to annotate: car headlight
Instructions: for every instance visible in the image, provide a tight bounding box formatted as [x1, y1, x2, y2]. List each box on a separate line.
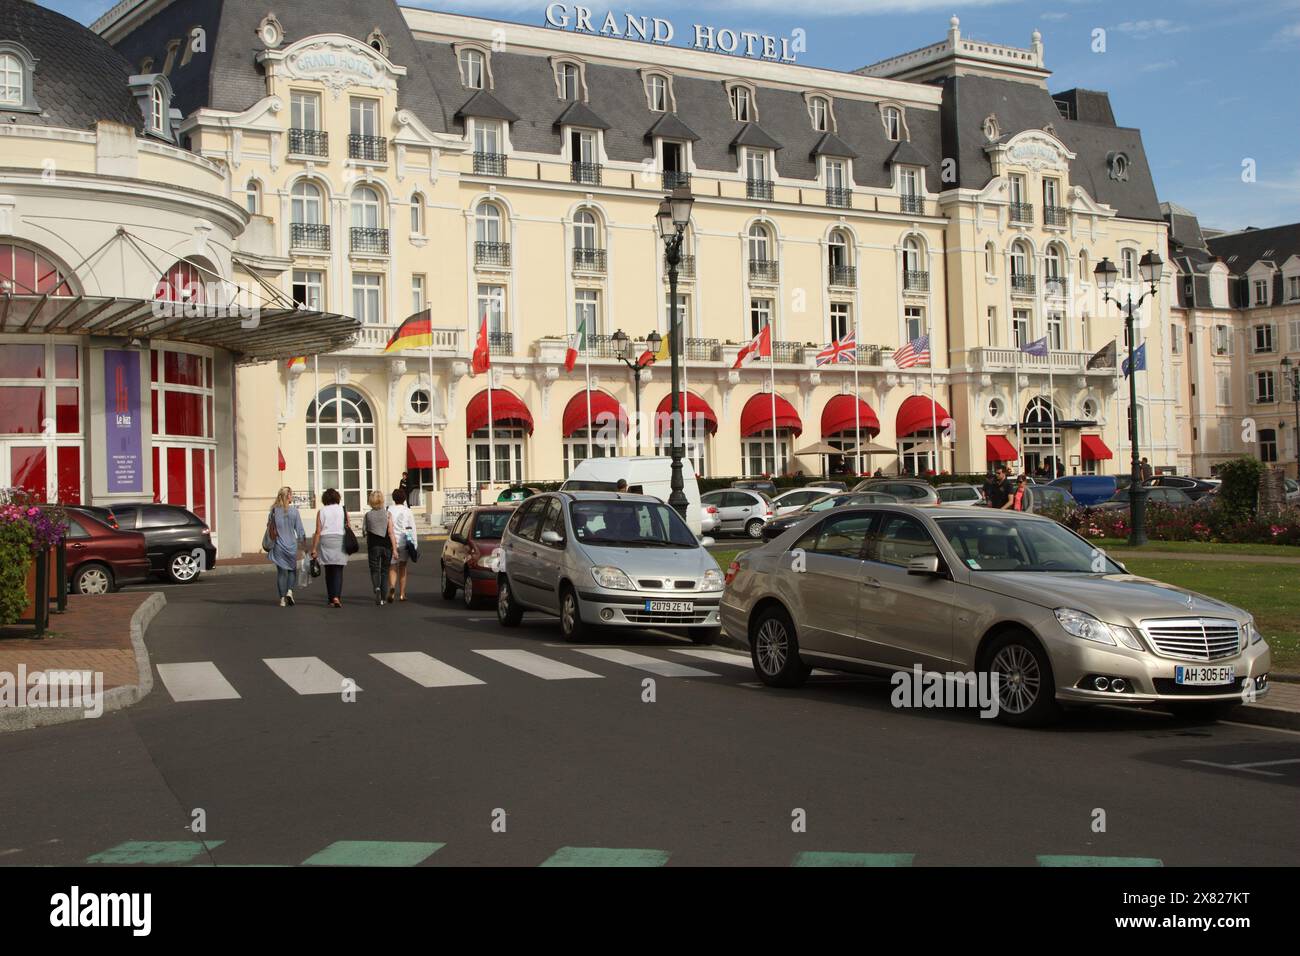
[700, 568, 723, 591]
[1054, 607, 1139, 648]
[591, 566, 634, 590]
[1243, 619, 1264, 647]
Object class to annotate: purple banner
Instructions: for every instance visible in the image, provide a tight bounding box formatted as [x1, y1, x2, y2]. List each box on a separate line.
[104, 349, 142, 494]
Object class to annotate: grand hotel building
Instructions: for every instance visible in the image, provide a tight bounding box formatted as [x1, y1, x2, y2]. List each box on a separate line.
[11, 1, 1182, 553]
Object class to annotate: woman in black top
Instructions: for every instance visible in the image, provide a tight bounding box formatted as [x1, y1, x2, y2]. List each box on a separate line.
[364, 490, 398, 605]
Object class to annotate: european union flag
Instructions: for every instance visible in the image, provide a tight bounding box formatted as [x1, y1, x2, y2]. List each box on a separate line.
[1122, 342, 1147, 377]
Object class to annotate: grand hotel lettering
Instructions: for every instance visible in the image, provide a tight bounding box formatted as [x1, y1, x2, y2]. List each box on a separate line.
[543, 3, 804, 62]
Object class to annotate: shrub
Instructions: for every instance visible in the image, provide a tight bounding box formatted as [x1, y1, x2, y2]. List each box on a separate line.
[0, 519, 33, 625]
[1217, 456, 1265, 520]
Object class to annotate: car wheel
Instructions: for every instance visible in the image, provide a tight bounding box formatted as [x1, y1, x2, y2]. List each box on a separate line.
[984, 632, 1060, 727]
[750, 606, 810, 687]
[745, 518, 764, 539]
[496, 576, 523, 627]
[559, 586, 586, 642]
[462, 575, 476, 609]
[72, 563, 114, 596]
[440, 563, 456, 600]
[167, 550, 202, 584]
[689, 626, 720, 646]
[1167, 700, 1240, 722]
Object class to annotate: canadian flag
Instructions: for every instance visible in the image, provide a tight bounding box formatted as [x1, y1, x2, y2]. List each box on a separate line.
[471, 317, 491, 376]
[732, 324, 772, 369]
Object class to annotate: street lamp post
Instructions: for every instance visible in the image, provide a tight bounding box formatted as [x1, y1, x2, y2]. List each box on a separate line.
[1094, 249, 1163, 547]
[611, 327, 661, 456]
[1282, 357, 1300, 478]
[657, 187, 695, 520]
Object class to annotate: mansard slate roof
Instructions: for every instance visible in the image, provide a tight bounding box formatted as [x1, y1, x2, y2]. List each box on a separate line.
[810, 132, 858, 159]
[554, 100, 610, 131]
[1207, 222, 1300, 308]
[939, 74, 1162, 221]
[645, 112, 699, 142]
[455, 90, 518, 123]
[1, 0, 141, 131]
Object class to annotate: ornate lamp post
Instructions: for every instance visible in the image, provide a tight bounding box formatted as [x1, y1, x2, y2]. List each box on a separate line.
[1282, 357, 1300, 477]
[656, 187, 695, 519]
[611, 327, 661, 456]
[1094, 249, 1163, 546]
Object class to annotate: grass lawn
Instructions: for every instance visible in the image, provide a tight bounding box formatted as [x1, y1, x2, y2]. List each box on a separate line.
[1090, 538, 1300, 559]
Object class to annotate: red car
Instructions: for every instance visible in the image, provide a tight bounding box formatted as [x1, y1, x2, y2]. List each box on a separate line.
[62, 509, 151, 594]
[439, 506, 514, 608]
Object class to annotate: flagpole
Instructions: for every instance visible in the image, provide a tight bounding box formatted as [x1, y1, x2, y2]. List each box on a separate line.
[487, 368, 495, 502]
[313, 354, 320, 504]
[927, 322, 939, 474]
[584, 320, 593, 458]
[853, 308, 862, 476]
[769, 328, 778, 477]
[428, 344, 435, 516]
[1015, 346, 1023, 473]
[1048, 339, 1057, 479]
[680, 312, 689, 464]
[1114, 344, 1123, 476]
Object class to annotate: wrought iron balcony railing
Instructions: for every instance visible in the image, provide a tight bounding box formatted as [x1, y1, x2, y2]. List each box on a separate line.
[1043, 275, 1069, 298]
[829, 264, 856, 288]
[350, 227, 389, 256]
[772, 340, 802, 363]
[1010, 273, 1036, 294]
[473, 151, 507, 176]
[664, 254, 696, 279]
[348, 133, 387, 162]
[900, 193, 925, 214]
[826, 186, 852, 208]
[573, 247, 607, 273]
[746, 178, 774, 201]
[903, 269, 930, 293]
[662, 170, 691, 190]
[488, 332, 513, 355]
[571, 162, 603, 185]
[685, 337, 718, 362]
[1009, 201, 1034, 224]
[290, 223, 330, 252]
[474, 241, 511, 268]
[1043, 205, 1069, 227]
[748, 258, 779, 283]
[288, 128, 328, 157]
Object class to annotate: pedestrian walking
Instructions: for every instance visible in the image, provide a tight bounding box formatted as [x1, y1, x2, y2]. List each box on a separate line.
[1004, 475, 1030, 511]
[311, 488, 349, 608]
[267, 486, 306, 607]
[388, 486, 416, 603]
[365, 489, 397, 605]
[1140, 457, 1153, 483]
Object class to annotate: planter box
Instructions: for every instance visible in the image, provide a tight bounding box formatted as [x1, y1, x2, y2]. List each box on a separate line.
[534, 339, 568, 364]
[19, 548, 56, 627]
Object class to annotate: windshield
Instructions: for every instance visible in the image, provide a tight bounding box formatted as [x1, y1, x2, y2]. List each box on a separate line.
[570, 500, 698, 548]
[935, 516, 1126, 573]
[472, 512, 511, 539]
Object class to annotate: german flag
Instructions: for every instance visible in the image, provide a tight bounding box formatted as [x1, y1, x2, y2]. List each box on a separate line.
[383, 309, 434, 353]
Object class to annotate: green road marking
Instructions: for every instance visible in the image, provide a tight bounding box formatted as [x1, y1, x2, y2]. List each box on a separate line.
[1037, 855, 1164, 867]
[793, 851, 916, 867]
[301, 841, 445, 867]
[87, 841, 223, 865]
[540, 846, 670, 867]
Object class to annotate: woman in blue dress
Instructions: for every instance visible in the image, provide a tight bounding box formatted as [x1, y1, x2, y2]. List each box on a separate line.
[267, 486, 306, 606]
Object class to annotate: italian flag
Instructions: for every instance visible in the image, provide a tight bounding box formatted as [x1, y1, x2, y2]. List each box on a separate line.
[565, 318, 586, 372]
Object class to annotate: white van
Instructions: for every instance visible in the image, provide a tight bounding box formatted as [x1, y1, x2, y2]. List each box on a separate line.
[560, 456, 704, 537]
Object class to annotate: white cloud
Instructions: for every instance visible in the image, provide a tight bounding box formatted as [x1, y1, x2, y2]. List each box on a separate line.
[1280, 22, 1300, 42]
[1139, 59, 1177, 72]
[1114, 19, 1190, 37]
[1040, 11, 1069, 21]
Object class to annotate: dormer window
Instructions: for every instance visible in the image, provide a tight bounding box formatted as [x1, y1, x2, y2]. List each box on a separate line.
[883, 106, 902, 141]
[730, 85, 752, 122]
[809, 96, 829, 132]
[556, 61, 581, 101]
[367, 30, 390, 57]
[0, 42, 39, 113]
[131, 73, 178, 142]
[459, 48, 484, 89]
[150, 85, 166, 131]
[1108, 151, 1130, 181]
[647, 74, 668, 112]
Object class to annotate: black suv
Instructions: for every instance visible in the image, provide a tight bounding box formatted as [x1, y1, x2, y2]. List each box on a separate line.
[107, 503, 216, 583]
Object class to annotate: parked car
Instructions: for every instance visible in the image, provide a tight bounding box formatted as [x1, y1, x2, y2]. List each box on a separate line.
[805, 480, 848, 492]
[496, 491, 723, 643]
[1048, 475, 1117, 506]
[732, 478, 778, 499]
[1022, 485, 1079, 515]
[700, 503, 721, 535]
[770, 487, 834, 516]
[561, 456, 705, 536]
[761, 491, 898, 541]
[721, 505, 1271, 726]
[1096, 486, 1195, 510]
[496, 486, 544, 504]
[850, 478, 941, 504]
[66, 505, 120, 529]
[1144, 475, 1218, 501]
[60, 509, 151, 595]
[104, 503, 217, 583]
[700, 488, 774, 538]
[936, 484, 985, 507]
[440, 506, 514, 608]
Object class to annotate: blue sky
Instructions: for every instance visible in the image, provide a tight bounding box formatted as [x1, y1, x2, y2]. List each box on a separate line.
[54, 0, 1300, 231]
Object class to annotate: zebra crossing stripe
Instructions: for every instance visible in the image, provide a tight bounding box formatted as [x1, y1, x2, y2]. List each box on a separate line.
[370, 652, 484, 688]
[263, 657, 359, 695]
[793, 851, 915, 867]
[1037, 855, 1164, 867]
[669, 648, 752, 667]
[539, 846, 670, 867]
[302, 841, 445, 867]
[574, 648, 719, 678]
[156, 662, 241, 702]
[87, 841, 223, 865]
[472, 649, 603, 680]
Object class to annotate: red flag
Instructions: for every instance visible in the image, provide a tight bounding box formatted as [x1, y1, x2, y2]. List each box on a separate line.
[277, 447, 286, 471]
[732, 324, 772, 369]
[471, 318, 491, 376]
[636, 349, 655, 367]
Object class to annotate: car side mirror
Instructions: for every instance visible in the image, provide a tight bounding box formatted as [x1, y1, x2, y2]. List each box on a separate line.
[907, 555, 942, 577]
[699, 536, 715, 547]
[540, 530, 564, 545]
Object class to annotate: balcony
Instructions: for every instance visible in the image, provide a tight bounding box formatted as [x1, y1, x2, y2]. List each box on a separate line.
[968, 347, 1100, 373]
[900, 193, 925, 214]
[571, 162, 603, 186]
[350, 227, 389, 256]
[1043, 275, 1069, 298]
[772, 340, 802, 364]
[288, 128, 328, 157]
[473, 151, 507, 176]
[856, 345, 891, 366]
[662, 170, 691, 190]
[1010, 273, 1036, 295]
[748, 258, 779, 284]
[489, 332, 513, 356]
[903, 270, 930, 293]
[826, 186, 853, 209]
[348, 133, 387, 162]
[664, 254, 695, 279]
[1009, 201, 1034, 224]
[829, 264, 857, 288]
[474, 241, 511, 269]
[351, 324, 461, 353]
[747, 178, 774, 201]
[685, 338, 718, 362]
[573, 247, 607, 273]
[1043, 205, 1069, 227]
[290, 223, 330, 253]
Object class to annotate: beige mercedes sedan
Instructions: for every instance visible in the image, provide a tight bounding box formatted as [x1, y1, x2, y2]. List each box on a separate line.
[720, 505, 1271, 726]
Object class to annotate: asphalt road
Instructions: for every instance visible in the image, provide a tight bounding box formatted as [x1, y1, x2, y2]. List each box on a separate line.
[1, 548, 1298, 867]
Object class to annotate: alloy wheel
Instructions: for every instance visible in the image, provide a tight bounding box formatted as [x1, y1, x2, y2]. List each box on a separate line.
[170, 552, 200, 582]
[755, 618, 788, 675]
[561, 592, 576, 635]
[991, 644, 1041, 715]
[79, 568, 110, 595]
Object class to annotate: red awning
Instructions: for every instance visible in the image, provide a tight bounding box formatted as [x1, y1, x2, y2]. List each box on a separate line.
[1081, 435, 1113, 461]
[896, 395, 951, 439]
[740, 393, 803, 437]
[406, 436, 451, 469]
[821, 395, 880, 438]
[654, 391, 718, 435]
[986, 435, 1018, 462]
[562, 390, 628, 437]
[465, 389, 534, 436]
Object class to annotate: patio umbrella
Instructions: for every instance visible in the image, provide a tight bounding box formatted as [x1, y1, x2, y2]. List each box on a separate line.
[792, 440, 850, 478]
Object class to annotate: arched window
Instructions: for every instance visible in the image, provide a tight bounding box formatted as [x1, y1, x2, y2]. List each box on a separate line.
[245, 180, 260, 215]
[985, 241, 996, 275]
[1078, 249, 1089, 281]
[475, 201, 503, 244]
[307, 385, 376, 514]
[809, 96, 829, 132]
[291, 181, 323, 224]
[828, 228, 851, 278]
[557, 62, 580, 100]
[747, 223, 772, 264]
[150, 84, 166, 131]
[154, 260, 208, 304]
[647, 74, 668, 112]
[882, 106, 902, 141]
[902, 236, 923, 273]
[0, 242, 76, 296]
[410, 192, 424, 234]
[459, 48, 484, 89]
[730, 85, 752, 122]
[1044, 243, 1066, 298]
[350, 185, 382, 229]
[1022, 397, 1062, 476]
[573, 209, 599, 250]
[1010, 240, 1030, 278]
[0, 53, 24, 106]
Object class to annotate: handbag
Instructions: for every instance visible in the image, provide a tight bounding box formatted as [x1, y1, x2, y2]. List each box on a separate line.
[404, 527, 420, 564]
[310, 557, 322, 578]
[342, 509, 360, 556]
[262, 511, 278, 552]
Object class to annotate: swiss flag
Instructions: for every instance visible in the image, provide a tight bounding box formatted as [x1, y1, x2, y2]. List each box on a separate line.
[277, 447, 286, 472]
[471, 317, 491, 376]
[732, 324, 772, 369]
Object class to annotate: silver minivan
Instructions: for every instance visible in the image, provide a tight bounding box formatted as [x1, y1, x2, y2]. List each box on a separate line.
[496, 492, 724, 643]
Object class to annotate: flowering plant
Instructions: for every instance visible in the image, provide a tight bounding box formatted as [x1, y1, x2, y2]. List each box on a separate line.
[0, 488, 68, 554]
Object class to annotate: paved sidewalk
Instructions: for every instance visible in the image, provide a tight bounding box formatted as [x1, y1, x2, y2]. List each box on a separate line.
[1236, 681, 1300, 731]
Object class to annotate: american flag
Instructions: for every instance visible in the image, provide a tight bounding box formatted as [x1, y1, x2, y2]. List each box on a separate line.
[893, 334, 931, 369]
[815, 329, 857, 366]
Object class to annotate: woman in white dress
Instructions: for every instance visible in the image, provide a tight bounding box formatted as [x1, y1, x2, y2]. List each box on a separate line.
[311, 488, 348, 608]
[387, 486, 416, 602]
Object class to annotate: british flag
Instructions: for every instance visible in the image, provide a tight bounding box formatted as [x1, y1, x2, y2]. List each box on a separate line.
[893, 334, 931, 369]
[816, 329, 857, 366]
